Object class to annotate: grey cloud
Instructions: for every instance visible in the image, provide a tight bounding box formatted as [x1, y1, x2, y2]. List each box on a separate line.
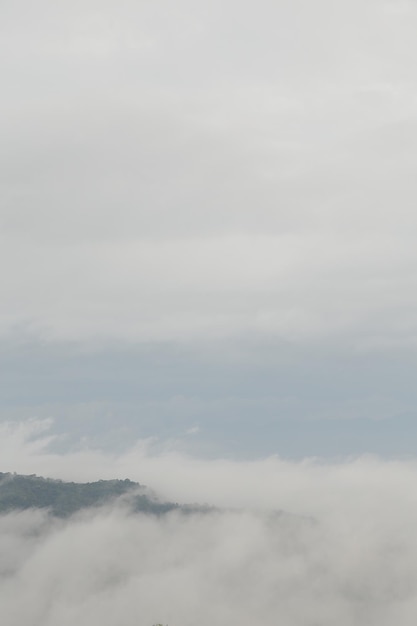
[2, 418, 417, 513]
[2, 1, 417, 344]
[2, 5, 417, 618]
[3, 428, 417, 624]
[4, 505, 416, 626]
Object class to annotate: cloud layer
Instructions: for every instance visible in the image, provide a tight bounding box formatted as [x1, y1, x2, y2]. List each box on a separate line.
[3, 6, 417, 621]
[2, 420, 417, 625]
[2, 0, 417, 346]
[5, 504, 417, 626]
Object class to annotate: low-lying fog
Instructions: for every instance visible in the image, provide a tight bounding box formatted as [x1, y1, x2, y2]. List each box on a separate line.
[2, 419, 417, 626]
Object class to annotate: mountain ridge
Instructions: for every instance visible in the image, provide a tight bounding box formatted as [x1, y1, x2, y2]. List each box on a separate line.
[0, 471, 183, 517]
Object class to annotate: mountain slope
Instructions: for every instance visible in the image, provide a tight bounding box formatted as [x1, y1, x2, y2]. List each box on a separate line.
[0, 472, 180, 517]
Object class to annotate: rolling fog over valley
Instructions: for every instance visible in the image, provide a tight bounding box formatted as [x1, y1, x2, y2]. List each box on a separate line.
[1, 423, 417, 625]
[2, 0, 417, 623]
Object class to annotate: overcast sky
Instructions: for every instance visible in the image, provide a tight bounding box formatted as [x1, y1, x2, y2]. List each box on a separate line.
[3, 5, 417, 622]
[1, 0, 417, 458]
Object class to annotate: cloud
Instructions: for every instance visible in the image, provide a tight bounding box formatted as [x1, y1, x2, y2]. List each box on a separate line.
[1, 418, 416, 519]
[2, 420, 417, 624]
[2, 0, 417, 347]
[2, 4, 417, 619]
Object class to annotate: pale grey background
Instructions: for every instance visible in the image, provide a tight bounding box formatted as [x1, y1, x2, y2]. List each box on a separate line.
[2, 0, 417, 458]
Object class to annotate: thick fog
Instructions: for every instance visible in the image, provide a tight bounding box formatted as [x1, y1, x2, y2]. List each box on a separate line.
[2, 420, 417, 625]
[5, 504, 417, 626]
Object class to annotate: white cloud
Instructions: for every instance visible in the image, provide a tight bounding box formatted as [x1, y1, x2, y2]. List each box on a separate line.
[2, 419, 417, 625]
[0, 419, 416, 519]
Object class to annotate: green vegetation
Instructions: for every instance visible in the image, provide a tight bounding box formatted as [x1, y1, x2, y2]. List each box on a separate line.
[0, 472, 181, 518]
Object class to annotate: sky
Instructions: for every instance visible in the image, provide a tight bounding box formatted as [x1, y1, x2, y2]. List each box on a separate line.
[2, 0, 417, 458]
[3, 4, 417, 623]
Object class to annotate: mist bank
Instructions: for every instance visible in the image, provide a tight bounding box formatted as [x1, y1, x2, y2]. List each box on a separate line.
[1, 420, 417, 624]
[2, 419, 417, 521]
[2, 497, 417, 626]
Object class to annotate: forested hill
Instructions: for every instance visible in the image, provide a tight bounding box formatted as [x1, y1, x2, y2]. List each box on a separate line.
[0, 472, 181, 517]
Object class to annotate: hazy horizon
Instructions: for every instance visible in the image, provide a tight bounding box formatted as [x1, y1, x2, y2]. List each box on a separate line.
[2, 0, 417, 459]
